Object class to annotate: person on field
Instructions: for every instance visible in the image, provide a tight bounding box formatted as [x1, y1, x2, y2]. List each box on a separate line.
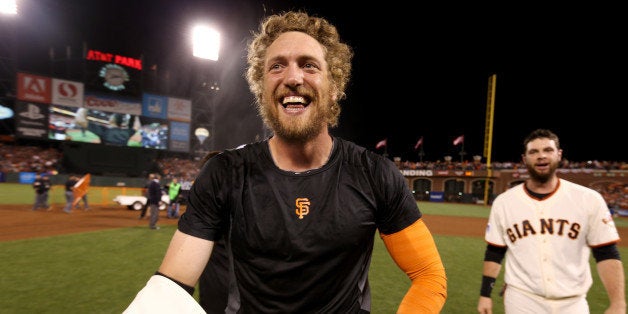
[32, 174, 52, 211]
[146, 173, 162, 230]
[166, 177, 182, 219]
[477, 129, 625, 314]
[125, 11, 446, 313]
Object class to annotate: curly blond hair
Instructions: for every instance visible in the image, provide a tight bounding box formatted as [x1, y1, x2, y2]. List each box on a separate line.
[245, 11, 353, 127]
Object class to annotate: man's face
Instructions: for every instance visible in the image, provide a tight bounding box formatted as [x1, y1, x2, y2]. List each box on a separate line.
[260, 31, 336, 142]
[522, 138, 562, 183]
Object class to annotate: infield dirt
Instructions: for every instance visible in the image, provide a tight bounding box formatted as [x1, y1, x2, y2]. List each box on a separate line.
[1, 204, 626, 246]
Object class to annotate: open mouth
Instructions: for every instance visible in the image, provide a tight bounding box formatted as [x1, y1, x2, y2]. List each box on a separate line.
[281, 95, 310, 108]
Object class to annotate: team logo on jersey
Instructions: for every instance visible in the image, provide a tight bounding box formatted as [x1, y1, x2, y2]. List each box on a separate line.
[295, 198, 310, 219]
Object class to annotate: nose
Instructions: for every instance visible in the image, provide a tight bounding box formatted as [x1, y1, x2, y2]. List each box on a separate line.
[284, 64, 303, 87]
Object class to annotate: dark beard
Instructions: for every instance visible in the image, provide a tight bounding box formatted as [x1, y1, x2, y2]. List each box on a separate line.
[526, 163, 556, 184]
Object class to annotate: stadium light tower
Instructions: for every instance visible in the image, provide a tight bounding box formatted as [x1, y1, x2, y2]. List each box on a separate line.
[192, 25, 220, 61]
[0, 0, 18, 15]
[191, 24, 221, 155]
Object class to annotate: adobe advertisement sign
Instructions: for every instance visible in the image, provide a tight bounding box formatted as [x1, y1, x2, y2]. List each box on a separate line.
[17, 72, 52, 104]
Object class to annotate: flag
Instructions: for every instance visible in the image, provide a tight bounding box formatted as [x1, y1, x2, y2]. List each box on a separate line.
[414, 137, 424, 150]
[72, 174, 90, 206]
[375, 139, 387, 150]
[453, 135, 464, 146]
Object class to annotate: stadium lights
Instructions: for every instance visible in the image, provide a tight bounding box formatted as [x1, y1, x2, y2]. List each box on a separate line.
[192, 25, 220, 61]
[0, 0, 18, 15]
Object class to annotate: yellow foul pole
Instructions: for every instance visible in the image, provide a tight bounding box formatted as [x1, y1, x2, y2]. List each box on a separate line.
[483, 74, 497, 205]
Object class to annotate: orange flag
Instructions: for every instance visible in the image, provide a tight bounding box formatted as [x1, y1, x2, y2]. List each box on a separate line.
[72, 174, 91, 206]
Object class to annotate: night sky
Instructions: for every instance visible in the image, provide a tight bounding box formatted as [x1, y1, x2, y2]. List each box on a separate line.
[7, 1, 626, 162]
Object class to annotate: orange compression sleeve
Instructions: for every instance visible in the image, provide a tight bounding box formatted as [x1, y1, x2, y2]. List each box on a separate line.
[380, 219, 447, 314]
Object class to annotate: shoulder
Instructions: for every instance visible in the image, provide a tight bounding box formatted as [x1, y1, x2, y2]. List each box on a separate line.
[494, 183, 524, 202]
[558, 178, 605, 200]
[334, 137, 392, 168]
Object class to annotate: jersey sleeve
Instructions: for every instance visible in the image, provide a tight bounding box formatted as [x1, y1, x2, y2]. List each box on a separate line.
[369, 153, 421, 235]
[586, 189, 621, 247]
[484, 193, 508, 247]
[178, 153, 229, 241]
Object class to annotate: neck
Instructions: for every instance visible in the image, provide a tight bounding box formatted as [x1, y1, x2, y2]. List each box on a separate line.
[268, 132, 333, 173]
[526, 176, 559, 194]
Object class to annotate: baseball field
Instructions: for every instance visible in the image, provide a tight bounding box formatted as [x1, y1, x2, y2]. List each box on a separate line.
[1, 183, 626, 313]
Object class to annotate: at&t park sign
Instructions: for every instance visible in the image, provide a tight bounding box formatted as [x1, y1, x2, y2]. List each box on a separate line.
[85, 49, 142, 71]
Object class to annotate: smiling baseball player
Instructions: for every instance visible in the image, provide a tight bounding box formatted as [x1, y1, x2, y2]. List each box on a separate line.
[477, 129, 625, 314]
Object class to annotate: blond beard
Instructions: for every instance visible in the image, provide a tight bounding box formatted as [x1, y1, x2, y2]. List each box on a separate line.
[261, 98, 332, 143]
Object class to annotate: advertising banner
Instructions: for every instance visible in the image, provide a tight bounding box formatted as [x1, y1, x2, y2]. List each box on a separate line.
[169, 121, 190, 153]
[167, 96, 192, 122]
[142, 93, 168, 119]
[17, 72, 52, 104]
[52, 78, 84, 108]
[14, 101, 49, 139]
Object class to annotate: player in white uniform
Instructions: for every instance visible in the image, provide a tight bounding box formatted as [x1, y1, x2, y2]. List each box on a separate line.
[477, 129, 626, 314]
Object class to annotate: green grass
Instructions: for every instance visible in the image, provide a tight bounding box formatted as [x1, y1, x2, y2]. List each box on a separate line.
[0, 183, 143, 207]
[0, 186, 627, 313]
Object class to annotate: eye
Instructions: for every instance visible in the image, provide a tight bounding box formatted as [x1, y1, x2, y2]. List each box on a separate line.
[303, 63, 318, 70]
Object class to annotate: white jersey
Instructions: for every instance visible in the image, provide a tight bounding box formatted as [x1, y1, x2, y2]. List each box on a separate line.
[485, 178, 620, 299]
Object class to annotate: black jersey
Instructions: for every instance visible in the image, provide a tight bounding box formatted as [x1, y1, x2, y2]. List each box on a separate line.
[179, 137, 421, 313]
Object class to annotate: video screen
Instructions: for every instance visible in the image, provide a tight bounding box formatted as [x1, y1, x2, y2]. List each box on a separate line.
[49, 105, 169, 150]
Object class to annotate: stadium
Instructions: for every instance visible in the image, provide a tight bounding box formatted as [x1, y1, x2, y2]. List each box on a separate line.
[0, 2, 626, 313]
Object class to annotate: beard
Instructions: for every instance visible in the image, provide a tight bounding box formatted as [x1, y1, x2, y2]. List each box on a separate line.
[526, 160, 559, 184]
[260, 89, 332, 143]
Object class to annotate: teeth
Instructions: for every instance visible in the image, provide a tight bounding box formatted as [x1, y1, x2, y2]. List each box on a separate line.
[282, 96, 304, 104]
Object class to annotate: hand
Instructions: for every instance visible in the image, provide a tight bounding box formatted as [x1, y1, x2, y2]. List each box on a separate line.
[477, 296, 493, 314]
[604, 302, 627, 314]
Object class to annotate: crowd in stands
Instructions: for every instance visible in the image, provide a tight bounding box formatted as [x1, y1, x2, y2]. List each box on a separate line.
[0, 143, 61, 175]
[1, 142, 626, 210]
[396, 158, 628, 171]
[3, 142, 627, 177]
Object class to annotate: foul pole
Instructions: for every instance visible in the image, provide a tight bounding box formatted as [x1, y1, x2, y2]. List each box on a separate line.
[483, 74, 497, 205]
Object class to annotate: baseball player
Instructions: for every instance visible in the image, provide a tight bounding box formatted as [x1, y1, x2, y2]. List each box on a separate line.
[124, 11, 447, 313]
[477, 129, 625, 314]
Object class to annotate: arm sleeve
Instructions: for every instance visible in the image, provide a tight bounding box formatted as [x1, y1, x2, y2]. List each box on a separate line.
[381, 219, 447, 314]
[484, 244, 507, 263]
[123, 275, 205, 314]
[591, 243, 621, 262]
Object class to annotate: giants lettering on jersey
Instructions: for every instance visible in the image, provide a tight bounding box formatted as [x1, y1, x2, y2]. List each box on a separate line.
[506, 218, 581, 243]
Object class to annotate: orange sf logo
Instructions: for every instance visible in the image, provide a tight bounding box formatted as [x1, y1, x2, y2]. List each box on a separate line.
[295, 198, 310, 219]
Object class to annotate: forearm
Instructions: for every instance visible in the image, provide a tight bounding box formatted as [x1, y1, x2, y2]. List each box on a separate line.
[597, 258, 626, 311]
[381, 219, 447, 314]
[482, 261, 502, 279]
[158, 230, 214, 287]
